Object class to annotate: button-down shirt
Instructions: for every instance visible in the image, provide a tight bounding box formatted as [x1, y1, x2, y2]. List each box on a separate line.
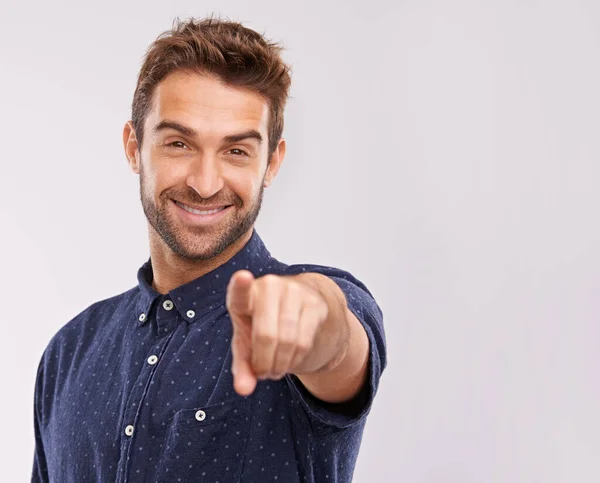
[31, 228, 386, 482]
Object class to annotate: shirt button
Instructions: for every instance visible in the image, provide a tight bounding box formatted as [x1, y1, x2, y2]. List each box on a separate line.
[186, 310, 195, 319]
[195, 410, 206, 421]
[125, 425, 134, 436]
[163, 300, 174, 311]
[138, 313, 146, 322]
[147, 355, 158, 365]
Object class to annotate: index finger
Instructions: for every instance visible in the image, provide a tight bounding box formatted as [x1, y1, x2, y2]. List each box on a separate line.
[226, 270, 255, 317]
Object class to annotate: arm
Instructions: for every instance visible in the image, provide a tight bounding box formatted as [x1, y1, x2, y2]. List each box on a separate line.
[227, 268, 381, 407]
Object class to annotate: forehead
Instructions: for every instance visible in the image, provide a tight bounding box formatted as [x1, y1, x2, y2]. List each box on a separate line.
[146, 70, 269, 137]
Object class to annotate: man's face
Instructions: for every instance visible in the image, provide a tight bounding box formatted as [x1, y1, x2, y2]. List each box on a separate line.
[126, 71, 283, 261]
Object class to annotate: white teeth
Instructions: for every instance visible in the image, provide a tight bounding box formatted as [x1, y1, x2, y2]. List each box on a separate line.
[176, 201, 225, 216]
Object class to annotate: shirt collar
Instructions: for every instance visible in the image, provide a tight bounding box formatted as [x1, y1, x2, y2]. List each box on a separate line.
[135, 228, 273, 326]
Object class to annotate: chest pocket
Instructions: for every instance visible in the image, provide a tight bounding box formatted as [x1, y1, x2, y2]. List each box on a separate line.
[155, 396, 252, 483]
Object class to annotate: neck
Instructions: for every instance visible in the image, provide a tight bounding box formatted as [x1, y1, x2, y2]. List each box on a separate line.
[148, 228, 253, 294]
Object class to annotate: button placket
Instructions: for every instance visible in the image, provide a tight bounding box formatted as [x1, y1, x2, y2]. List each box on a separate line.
[117, 326, 177, 481]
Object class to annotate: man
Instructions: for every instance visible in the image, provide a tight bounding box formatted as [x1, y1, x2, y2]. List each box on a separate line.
[31, 16, 386, 483]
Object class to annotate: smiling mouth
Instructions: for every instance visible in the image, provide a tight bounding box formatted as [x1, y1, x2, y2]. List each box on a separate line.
[172, 200, 232, 215]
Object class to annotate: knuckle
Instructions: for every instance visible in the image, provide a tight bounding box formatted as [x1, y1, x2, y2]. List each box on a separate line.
[279, 316, 297, 331]
[295, 339, 312, 355]
[311, 300, 328, 319]
[254, 330, 276, 345]
[251, 356, 268, 373]
[287, 280, 304, 294]
[316, 297, 328, 310]
[261, 274, 280, 288]
[305, 294, 322, 309]
[272, 354, 291, 374]
[277, 338, 296, 353]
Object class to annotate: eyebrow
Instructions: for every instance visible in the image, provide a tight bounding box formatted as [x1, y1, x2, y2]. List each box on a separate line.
[153, 120, 195, 137]
[153, 120, 263, 145]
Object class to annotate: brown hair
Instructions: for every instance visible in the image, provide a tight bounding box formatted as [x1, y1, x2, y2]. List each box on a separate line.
[131, 16, 292, 158]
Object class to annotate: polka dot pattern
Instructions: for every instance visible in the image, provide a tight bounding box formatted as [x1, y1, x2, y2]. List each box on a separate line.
[30, 228, 386, 483]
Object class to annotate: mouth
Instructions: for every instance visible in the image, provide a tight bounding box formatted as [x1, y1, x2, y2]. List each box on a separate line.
[172, 199, 233, 225]
[173, 200, 230, 215]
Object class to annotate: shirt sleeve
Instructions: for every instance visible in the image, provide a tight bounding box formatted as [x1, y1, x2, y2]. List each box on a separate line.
[31, 351, 50, 483]
[283, 263, 387, 432]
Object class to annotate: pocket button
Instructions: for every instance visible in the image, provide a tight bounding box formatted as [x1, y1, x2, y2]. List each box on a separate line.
[195, 409, 206, 421]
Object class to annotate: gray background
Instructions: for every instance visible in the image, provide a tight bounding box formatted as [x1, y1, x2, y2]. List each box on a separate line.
[2, 0, 599, 481]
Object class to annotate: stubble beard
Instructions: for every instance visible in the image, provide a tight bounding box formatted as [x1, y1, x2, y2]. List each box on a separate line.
[139, 161, 265, 261]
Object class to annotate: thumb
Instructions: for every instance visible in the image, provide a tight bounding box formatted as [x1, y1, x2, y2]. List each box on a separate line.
[226, 270, 255, 317]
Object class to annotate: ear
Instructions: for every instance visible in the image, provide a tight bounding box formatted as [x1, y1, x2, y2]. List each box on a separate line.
[123, 120, 141, 174]
[263, 138, 286, 188]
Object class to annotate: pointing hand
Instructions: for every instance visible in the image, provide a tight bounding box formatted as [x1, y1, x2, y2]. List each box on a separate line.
[225, 270, 330, 396]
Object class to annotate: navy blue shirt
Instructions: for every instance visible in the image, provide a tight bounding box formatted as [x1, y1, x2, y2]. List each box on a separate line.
[31, 228, 386, 482]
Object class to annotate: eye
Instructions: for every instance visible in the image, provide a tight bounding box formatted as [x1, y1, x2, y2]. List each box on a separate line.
[228, 148, 248, 157]
[166, 141, 189, 149]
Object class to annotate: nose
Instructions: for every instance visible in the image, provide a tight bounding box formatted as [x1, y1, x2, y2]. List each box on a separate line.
[185, 154, 225, 200]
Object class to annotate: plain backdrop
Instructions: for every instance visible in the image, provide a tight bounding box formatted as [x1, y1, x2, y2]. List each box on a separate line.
[2, 0, 599, 481]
